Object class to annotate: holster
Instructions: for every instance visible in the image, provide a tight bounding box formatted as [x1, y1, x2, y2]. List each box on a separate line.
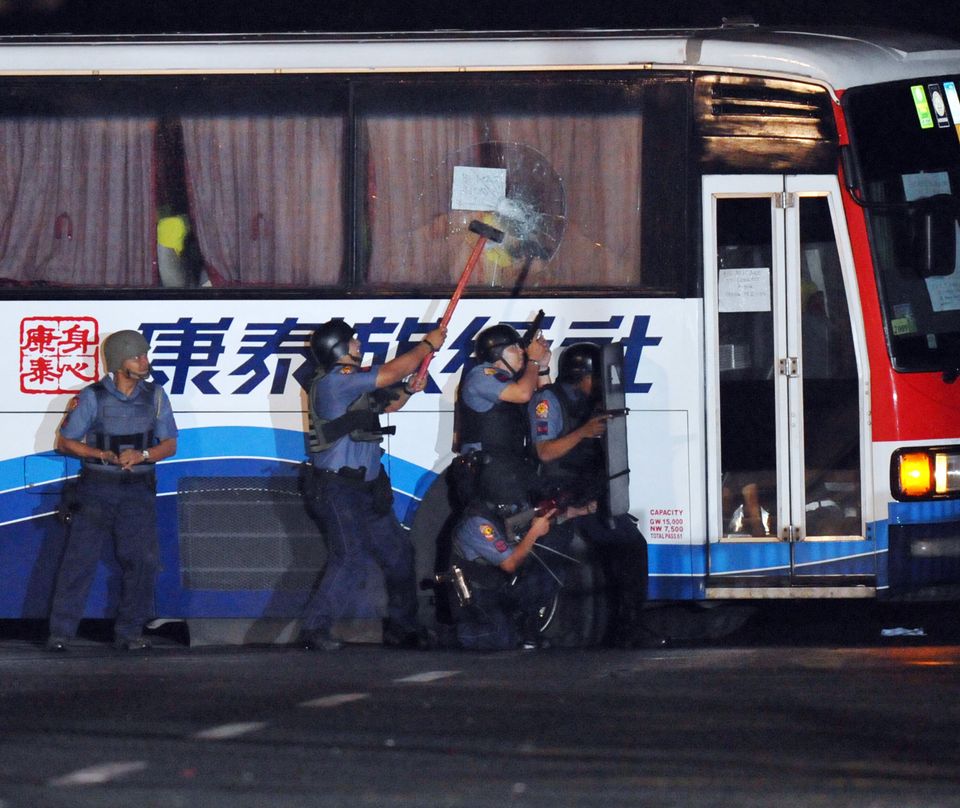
[55, 477, 82, 525]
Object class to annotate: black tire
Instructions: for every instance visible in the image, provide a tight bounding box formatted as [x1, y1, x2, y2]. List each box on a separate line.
[541, 534, 610, 648]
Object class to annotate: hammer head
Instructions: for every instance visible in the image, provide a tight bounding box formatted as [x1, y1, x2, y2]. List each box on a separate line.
[468, 220, 505, 243]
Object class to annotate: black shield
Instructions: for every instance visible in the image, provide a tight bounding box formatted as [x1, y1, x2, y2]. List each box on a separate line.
[601, 340, 630, 517]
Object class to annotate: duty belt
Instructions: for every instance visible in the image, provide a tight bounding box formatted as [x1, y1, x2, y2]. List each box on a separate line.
[82, 468, 156, 485]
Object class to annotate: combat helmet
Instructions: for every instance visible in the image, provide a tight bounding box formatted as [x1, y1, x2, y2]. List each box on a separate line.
[310, 320, 355, 371]
[558, 342, 601, 384]
[474, 324, 522, 364]
[102, 330, 150, 374]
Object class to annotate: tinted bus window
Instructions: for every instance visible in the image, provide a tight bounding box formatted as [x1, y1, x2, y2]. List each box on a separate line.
[0, 72, 688, 294]
[356, 75, 688, 294]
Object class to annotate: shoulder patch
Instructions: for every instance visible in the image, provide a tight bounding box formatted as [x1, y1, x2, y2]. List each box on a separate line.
[534, 399, 550, 419]
[358, 366, 373, 373]
[338, 366, 355, 375]
[480, 523, 496, 541]
[483, 367, 499, 376]
[494, 540, 509, 552]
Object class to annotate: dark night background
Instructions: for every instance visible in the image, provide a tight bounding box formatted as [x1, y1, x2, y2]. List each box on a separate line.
[0, 0, 959, 40]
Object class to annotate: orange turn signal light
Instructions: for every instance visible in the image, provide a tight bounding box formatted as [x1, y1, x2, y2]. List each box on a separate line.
[898, 452, 933, 497]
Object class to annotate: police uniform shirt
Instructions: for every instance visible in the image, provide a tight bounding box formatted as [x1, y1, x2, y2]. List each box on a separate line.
[60, 376, 179, 474]
[528, 383, 582, 444]
[459, 362, 514, 454]
[311, 364, 383, 482]
[453, 514, 513, 566]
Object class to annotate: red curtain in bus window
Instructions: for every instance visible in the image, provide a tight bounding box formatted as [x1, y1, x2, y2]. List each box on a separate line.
[364, 116, 482, 287]
[0, 117, 156, 286]
[181, 115, 344, 286]
[363, 114, 642, 289]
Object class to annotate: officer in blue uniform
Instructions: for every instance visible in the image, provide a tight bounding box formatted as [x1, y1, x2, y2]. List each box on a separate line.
[47, 329, 178, 652]
[446, 454, 559, 651]
[458, 323, 552, 503]
[299, 318, 447, 651]
[529, 342, 653, 646]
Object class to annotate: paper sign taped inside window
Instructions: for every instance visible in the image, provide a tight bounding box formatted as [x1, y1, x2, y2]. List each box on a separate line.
[718, 267, 771, 313]
[451, 166, 506, 212]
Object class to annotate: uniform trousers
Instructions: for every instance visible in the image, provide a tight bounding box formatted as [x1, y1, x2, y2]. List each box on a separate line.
[302, 471, 418, 635]
[49, 471, 158, 641]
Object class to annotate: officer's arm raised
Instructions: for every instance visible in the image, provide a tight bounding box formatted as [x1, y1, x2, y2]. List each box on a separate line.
[497, 337, 551, 404]
[375, 326, 447, 388]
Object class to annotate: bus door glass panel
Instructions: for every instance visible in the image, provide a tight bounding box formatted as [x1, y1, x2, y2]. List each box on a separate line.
[796, 196, 862, 540]
[716, 198, 780, 542]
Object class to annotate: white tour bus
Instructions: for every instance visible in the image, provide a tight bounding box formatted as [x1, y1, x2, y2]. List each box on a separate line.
[1, 24, 959, 642]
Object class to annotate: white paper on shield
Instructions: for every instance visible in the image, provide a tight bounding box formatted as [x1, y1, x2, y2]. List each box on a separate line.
[718, 267, 771, 313]
[451, 166, 506, 211]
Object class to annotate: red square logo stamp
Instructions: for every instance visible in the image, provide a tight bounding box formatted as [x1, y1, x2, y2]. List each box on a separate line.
[20, 317, 100, 394]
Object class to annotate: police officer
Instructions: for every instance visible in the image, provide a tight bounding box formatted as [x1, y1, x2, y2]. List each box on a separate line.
[446, 455, 559, 651]
[529, 341, 653, 646]
[299, 318, 447, 651]
[46, 329, 178, 652]
[458, 323, 552, 503]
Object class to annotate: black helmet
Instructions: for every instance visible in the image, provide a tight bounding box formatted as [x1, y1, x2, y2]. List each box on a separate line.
[475, 324, 522, 364]
[103, 330, 149, 373]
[558, 342, 601, 383]
[310, 320, 354, 370]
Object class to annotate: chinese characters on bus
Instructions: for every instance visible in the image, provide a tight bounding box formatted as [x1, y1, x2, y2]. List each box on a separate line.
[21, 313, 662, 396]
[20, 317, 99, 394]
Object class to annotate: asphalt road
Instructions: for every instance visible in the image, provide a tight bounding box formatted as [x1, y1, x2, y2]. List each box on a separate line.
[1, 606, 959, 807]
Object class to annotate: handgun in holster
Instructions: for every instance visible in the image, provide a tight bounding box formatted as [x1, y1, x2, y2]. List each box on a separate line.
[435, 565, 472, 607]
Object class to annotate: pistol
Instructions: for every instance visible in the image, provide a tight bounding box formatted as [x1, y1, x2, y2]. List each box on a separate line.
[434, 566, 472, 606]
[520, 309, 546, 348]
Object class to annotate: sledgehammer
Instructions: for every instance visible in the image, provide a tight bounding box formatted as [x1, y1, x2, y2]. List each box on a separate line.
[413, 219, 505, 386]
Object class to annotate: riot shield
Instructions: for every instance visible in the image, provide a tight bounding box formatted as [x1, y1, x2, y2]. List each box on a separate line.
[601, 340, 630, 517]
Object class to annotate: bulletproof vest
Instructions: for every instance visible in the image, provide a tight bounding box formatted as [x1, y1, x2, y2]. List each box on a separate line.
[83, 381, 158, 472]
[539, 383, 604, 480]
[307, 366, 389, 453]
[459, 391, 529, 462]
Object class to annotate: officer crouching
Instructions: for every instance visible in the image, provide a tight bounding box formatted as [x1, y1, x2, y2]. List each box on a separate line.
[529, 342, 655, 647]
[444, 454, 563, 651]
[298, 318, 446, 651]
[46, 329, 179, 652]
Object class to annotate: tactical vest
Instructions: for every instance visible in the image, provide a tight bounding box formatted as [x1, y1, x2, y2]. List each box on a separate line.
[307, 366, 395, 454]
[82, 381, 158, 474]
[538, 383, 604, 480]
[460, 390, 538, 505]
[459, 395, 529, 462]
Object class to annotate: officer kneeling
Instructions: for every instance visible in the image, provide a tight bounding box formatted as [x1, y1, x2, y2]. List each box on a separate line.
[444, 454, 577, 652]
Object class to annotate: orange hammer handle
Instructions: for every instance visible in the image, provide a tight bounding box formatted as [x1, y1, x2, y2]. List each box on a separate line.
[413, 234, 489, 385]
